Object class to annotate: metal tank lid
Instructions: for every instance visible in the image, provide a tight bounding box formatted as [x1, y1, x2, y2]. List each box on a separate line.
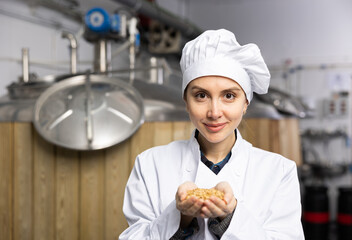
[33, 74, 144, 150]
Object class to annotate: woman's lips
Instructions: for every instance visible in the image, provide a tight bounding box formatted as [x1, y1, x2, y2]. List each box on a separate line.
[204, 123, 226, 132]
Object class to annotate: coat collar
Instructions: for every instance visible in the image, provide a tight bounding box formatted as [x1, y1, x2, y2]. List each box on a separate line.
[185, 128, 251, 178]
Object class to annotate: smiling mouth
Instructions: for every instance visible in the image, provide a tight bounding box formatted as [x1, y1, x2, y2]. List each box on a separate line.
[204, 123, 226, 132]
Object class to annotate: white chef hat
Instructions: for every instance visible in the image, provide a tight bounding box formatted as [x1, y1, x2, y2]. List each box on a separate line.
[180, 29, 270, 103]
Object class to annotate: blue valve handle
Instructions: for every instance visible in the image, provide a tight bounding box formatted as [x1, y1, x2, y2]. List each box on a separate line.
[85, 7, 110, 33]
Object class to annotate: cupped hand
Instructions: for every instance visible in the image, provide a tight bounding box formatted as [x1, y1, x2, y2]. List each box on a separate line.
[175, 181, 204, 218]
[200, 181, 237, 220]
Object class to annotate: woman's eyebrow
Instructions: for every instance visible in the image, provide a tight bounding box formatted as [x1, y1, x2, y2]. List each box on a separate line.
[190, 86, 207, 92]
[222, 87, 242, 92]
[190, 86, 243, 97]
[190, 86, 241, 91]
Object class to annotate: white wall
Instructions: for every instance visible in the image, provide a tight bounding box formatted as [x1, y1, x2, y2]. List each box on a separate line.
[185, 0, 352, 65]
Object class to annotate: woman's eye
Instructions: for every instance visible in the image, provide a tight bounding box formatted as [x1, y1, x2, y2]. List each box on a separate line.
[224, 93, 235, 99]
[195, 92, 206, 99]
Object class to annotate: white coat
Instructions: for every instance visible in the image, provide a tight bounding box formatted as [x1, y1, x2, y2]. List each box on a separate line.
[119, 130, 305, 240]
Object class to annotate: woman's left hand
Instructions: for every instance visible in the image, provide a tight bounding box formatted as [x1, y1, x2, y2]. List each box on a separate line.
[200, 181, 237, 220]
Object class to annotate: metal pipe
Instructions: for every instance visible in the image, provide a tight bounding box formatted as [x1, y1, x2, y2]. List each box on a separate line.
[106, 41, 113, 76]
[94, 39, 108, 73]
[149, 57, 158, 83]
[111, 41, 131, 58]
[129, 43, 135, 83]
[111, 0, 202, 39]
[149, 57, 164, 84]
[62, 31, 78, 74]
[21, 48, 29, 83]
[129, 17, 138, 83]
[84, 71, 94, 146]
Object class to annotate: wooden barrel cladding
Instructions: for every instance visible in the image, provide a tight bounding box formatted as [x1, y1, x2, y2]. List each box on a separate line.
[0, 118, 301, 240]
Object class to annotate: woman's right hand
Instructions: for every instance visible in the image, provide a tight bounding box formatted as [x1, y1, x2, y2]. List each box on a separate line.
[175, 181, 204, 228]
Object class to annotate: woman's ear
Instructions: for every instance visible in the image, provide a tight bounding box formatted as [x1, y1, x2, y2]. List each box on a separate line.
[183, 88, 190, 113]
[183, 95, 190, 113]
[243, 100, 248, 115]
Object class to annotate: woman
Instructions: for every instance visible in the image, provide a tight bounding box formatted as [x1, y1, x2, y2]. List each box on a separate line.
[119, 29, 304, 239]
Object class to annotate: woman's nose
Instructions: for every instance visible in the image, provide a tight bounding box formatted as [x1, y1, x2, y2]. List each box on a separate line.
[207, 100, 222, 119]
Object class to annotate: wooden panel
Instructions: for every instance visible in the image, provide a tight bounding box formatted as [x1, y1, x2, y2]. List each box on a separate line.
[80, 150, 105, 240]
[240, 118, 302, 166]
[0, 123, 13, 240]
[238, 119, 250, 141]
[129, 122, 155, 170]
[33, 131, 55, 240]
[105, 140, 130, 239]
[269, 120, 280, 153]
[278, 118, 302, 165]
[172, 121, 194, 141]
[153, 122, 173, 146]
[13, 123, 33, 240]
[241, 118, 271, 151]
[55, 147, 79, 240]
[238, 119, 256, 145]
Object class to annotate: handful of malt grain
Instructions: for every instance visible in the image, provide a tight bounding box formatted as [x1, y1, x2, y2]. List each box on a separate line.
[186, 188, 225, 202]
